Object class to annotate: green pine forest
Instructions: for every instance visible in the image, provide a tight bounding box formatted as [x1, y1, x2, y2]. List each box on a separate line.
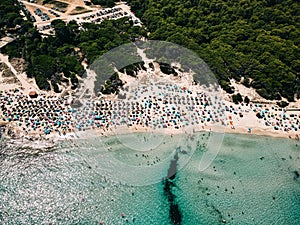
[1, 0, 300, 102]
[127, 0, 300, 102]
[1, 0, 145, 92]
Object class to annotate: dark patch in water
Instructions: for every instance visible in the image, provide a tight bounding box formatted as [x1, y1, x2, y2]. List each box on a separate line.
[293, 170, 299, 180]
[167, 152, 179, 180]
[170, 203, 181, 225]
[163, 151, 182, 225]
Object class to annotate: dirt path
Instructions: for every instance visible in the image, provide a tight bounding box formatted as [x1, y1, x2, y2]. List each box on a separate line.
[0, 53, 38, 92]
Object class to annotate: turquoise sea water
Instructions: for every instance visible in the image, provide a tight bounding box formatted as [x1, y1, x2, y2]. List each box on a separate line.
[0, 133, 299, 224]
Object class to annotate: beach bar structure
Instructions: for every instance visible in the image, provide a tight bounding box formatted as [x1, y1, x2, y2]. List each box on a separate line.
[29, 91, 38, 98]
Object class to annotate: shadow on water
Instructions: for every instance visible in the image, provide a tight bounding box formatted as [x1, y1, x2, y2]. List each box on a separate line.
[163, 148, 182, 225]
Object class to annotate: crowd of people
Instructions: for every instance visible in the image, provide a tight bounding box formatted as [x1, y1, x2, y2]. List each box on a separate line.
[0, 84, 299, 140]
[0, 85, 224, 137]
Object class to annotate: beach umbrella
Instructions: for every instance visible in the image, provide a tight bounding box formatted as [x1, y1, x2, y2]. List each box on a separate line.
[95, 115, 101, 120]
[44, 128, 51, 134]
[29, 91, 38, 98]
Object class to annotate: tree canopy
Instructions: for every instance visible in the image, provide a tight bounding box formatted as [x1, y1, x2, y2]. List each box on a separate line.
[91, 0, 115, 8]
[2, 2, 145, 92]
[2, 0, 300, 101]
[128, 0, 300, 101]
[0, 0, 33, 37]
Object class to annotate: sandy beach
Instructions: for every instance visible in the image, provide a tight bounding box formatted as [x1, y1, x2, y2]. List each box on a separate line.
[1, 52, 300, 148]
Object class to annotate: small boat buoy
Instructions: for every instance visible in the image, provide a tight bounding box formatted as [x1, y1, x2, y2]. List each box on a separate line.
[121, 213, 125, 218]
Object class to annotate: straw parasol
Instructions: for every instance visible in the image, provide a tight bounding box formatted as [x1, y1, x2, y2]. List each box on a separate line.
[0, 121, 8, 126]
[29, 91, 38, 98]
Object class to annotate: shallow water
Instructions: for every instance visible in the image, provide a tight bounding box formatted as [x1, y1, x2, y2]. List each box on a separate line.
[0, 133, 299, 224]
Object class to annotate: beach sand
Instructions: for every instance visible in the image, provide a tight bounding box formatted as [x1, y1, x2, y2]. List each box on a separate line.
[0, 51, 299, 148]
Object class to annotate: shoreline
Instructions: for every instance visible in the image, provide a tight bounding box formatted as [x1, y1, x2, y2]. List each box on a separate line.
[1, 51, 299, 148]
[51, 124, 300, 141]
[1, 122, 299, 151]
[1, 90, 299, 148]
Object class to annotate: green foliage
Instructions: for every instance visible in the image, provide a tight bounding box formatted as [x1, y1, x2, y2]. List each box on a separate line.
[120, 62, 146, 77]
[3, 15, 144, 92]
[32, 55, 56, 79]
[232, 93, 243, 104]
[51, 19, 74, 44]
[51, 80, 60, 93]
[47, 0, 68, 8]
[220, 80, 234, 94]
[77, 19, 145, 63]
[100, 73, 123, 94]
[277, 101, 289, 108]
[0, 0, 30, 36]
[127, 0, 149, 18]
[127, 0, 300, 102]
[244, 96, 250, 104]
[91, 0, 115, 7]
[3, 0, 299, 102]
[42, 0, 51, 4]
[159, 63, 178, 76]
